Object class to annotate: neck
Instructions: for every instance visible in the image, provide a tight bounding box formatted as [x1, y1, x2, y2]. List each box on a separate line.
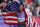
[26, 7, 30, 9]
[19, 11, 23, 13]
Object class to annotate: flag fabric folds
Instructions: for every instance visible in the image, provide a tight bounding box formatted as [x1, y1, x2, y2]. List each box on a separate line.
[24, 9, 39, 27]
[2, 9, 39, 27]
[2, 12, 18, 25]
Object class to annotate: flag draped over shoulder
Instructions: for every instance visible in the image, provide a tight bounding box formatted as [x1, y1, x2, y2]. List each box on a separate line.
[24, 9, 39, 27]
[2, 9, 39, 27]
[2, 1, 19, 25]
[2, 12, 18, 25]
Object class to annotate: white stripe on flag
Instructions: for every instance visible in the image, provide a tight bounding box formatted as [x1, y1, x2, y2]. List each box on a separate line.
[5, 20, 18, 23]
[35, 22, 37, 27]
[38, 25, 39, 27]
[4, 16, 17, 19]
[2, 12, 8, 14]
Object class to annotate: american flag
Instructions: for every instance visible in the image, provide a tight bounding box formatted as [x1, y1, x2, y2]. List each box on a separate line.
[2, 12, 18, 25]
[6, 1, 19, 11]
[2, 1, 39, 27]
[2, 9, 39, 27]
[2, 1, 19, 25]
[24, 9, 39, 27]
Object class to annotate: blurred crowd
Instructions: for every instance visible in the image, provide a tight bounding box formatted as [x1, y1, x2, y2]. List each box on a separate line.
[0, 0, 40, 16]
[0, 0, 40, 27]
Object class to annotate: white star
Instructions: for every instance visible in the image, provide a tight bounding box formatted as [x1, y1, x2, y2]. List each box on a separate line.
[14, 8, 15, 9]
[13, 4, 14, 5]
[12, 9, 13, 10]
[15, 3, 16, 4]
[8, 5, 9, 6]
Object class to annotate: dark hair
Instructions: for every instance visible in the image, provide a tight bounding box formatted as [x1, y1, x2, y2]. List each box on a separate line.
[39, 12, 40, 15]
[19, 4, 24, 7]
[0, 0, 4, 3]
[11, 0, 13, 1]
[19, 4, 24, 11]
[36, 3, 40, 7]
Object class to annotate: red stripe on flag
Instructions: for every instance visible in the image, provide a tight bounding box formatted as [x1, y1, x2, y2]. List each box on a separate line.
[24, 9, 27, 18]
[2, 14, 17, 17]
[33, 21, 36, 27]
[3, 14, 18, 25]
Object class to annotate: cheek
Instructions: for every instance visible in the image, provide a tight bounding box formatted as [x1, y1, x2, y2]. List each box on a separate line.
[19, 8, 22, 10]
[20, 9, 21, 10]
[19, 9, 21, 10]
[21, 9, 23, 10]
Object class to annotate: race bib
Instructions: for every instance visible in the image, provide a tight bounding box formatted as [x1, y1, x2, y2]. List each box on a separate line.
[18, 18, 25, 22]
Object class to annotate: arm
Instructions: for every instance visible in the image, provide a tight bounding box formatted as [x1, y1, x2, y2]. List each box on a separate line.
[5, 9, 16, 14]
[5, 9, 18, 14]
[36, 8, 39, 17]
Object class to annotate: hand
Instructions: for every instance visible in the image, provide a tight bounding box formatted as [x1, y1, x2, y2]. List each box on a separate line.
[8, 11, 16, 14]
[0, 12, 2, 15]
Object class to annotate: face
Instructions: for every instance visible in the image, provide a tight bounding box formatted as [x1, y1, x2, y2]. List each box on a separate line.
[19, 5, 23, 11]
[37, 3, 40, 7]
[26, 4, 30, 9]
[12, 0, 16, 2]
